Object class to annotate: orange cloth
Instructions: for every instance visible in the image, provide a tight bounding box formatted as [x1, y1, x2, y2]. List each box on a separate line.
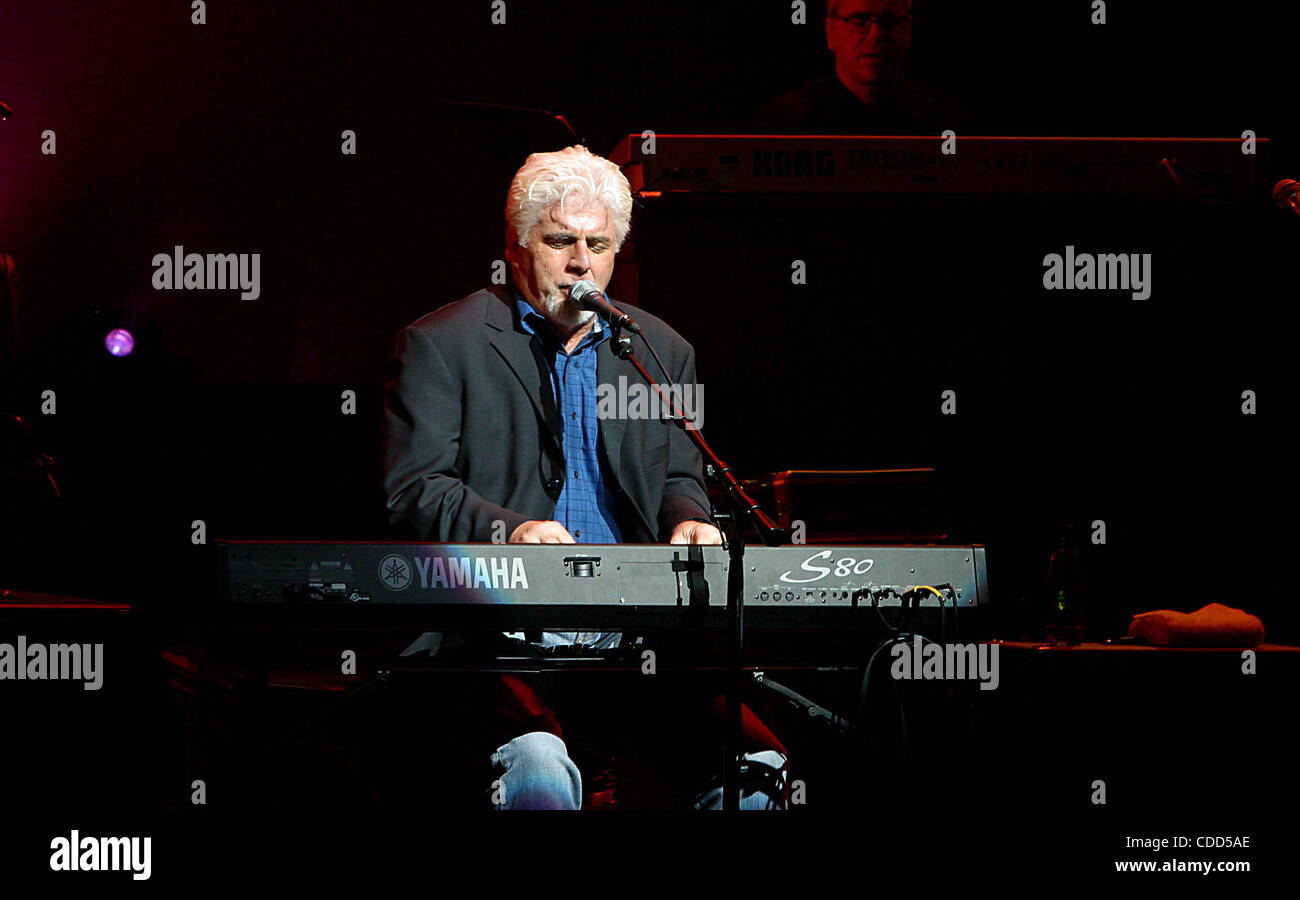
[1128, 602, 1265, 647]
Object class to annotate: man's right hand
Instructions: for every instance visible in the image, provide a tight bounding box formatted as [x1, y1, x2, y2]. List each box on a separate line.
[509, 520, 577, 543]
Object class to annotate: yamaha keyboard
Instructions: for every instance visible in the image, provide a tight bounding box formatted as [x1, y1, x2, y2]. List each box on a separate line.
[219, 541, 988, 629]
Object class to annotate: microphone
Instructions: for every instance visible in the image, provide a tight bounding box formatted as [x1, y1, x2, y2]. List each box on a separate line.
[1274, 179, 1300, 220]
[569, 280, 641, 333]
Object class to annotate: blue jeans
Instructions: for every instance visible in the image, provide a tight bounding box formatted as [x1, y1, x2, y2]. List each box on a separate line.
[490, 730, 788, 810]
[490, 731, 583, 810]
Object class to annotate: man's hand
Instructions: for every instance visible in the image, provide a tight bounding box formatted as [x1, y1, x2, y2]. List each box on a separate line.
[669, 520, 723, 545]
[509, 520, 577, 543]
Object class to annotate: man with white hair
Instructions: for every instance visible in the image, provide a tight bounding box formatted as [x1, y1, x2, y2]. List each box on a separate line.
[382, 145, 788, 809]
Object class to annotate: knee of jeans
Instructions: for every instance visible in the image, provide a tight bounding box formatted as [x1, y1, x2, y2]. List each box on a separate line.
[693, 750, 790, 811]
[490, 731, 582, 810]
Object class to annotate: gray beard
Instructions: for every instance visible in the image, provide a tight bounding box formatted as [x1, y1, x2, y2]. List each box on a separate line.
[541, 288, 596, 328]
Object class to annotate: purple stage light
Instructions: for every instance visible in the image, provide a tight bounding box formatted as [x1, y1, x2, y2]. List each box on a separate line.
[104, 328, 135, 357]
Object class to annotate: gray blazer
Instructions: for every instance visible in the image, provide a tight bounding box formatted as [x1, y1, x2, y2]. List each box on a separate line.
[382, 284, 713, 543]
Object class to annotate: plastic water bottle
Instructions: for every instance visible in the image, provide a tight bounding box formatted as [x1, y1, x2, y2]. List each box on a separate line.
[1044, 525, 1086, 646]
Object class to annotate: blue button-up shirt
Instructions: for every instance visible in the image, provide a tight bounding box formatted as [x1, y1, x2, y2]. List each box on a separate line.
[511, 295, 623, 648]
[516, 296, 624, 545]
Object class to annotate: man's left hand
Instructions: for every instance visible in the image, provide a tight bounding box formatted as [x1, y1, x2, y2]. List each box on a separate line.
[669, 520, 723, 545]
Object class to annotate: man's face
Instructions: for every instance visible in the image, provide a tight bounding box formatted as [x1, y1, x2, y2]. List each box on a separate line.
[825, 0, 912, 94]
[507, 204, 616, 329]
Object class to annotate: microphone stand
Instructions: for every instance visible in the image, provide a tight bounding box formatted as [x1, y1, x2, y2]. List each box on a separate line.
[610, 322, 785, 811]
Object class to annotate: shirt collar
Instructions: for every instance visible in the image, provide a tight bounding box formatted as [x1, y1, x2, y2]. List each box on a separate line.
[514, 292, 609, 350]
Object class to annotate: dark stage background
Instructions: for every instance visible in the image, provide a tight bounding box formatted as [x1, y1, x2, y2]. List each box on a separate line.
[0, 0, 1293, 885]
[1, 0, 1291, 633]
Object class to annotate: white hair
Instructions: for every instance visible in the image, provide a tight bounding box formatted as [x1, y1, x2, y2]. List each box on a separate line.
[505, 145, 632, 249]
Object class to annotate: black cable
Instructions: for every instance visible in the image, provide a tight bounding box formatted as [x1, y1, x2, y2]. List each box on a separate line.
[862, 586, 917, 635]
[853, 582, 970, 785]
[854, 630, 942, 755]
[939, 588, 947, 646]
[892, 660, 907, 757]
[952, 582, 960, 640]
